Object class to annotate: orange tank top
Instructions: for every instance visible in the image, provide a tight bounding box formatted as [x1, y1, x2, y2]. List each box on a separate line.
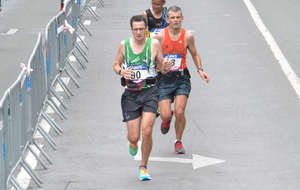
[162, 28, 187, 69]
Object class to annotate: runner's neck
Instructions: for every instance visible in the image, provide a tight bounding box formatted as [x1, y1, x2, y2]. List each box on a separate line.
[130, 38, 147, 54]
[150, 8, 163, 19]
[168, 27, 182, 41]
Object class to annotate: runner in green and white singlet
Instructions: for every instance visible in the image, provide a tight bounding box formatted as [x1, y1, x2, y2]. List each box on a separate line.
[113, 15, 172, 181]
[123, 38, 157, 90]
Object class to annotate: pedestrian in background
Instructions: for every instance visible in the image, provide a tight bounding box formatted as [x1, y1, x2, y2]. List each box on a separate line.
[60, 0, 64, 11]
[154, 6, 210, 154]
[0, 0, 3, 12]
[113, 15, 171, 181]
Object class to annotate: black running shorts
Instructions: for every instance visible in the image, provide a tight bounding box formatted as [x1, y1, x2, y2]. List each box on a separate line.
[121, 86, 160, 122]
[157, 74, 191, 102]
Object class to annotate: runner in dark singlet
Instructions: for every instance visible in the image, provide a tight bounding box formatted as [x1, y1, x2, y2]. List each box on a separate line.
[142, 0, 168, 38]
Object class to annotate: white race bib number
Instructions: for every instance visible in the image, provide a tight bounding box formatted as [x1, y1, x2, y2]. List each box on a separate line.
[128, 65, 148, 80]
[150, 28, 164, 38]
[164, 54, 182, 71]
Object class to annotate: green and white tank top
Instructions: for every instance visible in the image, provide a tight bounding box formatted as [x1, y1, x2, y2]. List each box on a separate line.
[123, 38, 157, 80]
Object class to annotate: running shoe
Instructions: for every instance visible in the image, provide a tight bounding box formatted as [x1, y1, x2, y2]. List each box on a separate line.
[160, 110, 173, 134]
[174, 141, 186, 154]
[128, 143, 138, 156]
[161, 120, 171, 134]
[138, 166, 151, 181]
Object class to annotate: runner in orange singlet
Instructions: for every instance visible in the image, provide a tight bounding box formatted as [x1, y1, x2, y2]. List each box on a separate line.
[162, 27, 187, 70]
[154, 6, 210, 154]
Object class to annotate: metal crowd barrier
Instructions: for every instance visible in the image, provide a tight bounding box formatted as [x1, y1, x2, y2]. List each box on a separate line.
[0, 0, 104, 189]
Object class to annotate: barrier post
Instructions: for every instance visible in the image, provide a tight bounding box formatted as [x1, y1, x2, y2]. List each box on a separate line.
[0, 104, 6, 190]
[0, 0, 89, 188]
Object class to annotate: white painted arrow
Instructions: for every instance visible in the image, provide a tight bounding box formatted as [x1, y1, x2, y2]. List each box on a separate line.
[133, 142, 225, 170]
[186, 30, 195, 33]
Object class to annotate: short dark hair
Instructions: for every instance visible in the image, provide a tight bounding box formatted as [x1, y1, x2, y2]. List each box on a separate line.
[130, 15, 148, 28]
[167, 6, 182, 17]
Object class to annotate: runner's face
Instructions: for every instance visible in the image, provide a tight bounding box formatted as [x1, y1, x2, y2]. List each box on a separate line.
[151, 0, 165, 13]
[167, 11, 183, 29]
[131, 21, 147, 40]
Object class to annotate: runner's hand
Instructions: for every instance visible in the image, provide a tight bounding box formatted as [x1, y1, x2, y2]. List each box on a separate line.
[162, 60, 172, 73]
[121, 67, 134, 80]
[198, 71, 210, 83]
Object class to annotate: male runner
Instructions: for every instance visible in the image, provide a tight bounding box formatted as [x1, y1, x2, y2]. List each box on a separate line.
[113, 15, 171, 180]
[154, 6, 210, 154]
[142, 0, 168, 38]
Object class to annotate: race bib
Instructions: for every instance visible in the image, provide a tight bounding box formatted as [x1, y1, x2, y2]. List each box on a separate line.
[164, 54, 182, 71]
[128, 65, 148, 81]
[150, 28, 164, 38]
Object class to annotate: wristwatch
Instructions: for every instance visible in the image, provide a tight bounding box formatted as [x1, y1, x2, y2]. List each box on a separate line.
[197, 68, 203, 72]
[118, 69, 122, 75]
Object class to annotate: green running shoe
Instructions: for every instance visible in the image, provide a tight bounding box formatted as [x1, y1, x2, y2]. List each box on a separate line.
[128, 143, 138, 156]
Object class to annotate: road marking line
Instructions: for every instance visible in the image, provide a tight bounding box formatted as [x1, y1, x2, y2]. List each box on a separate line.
[134, 142, 225, 169]
[186, 30, 195, 33]
[6, 29, 18, 35]
[69, 55, 76, 62]
[55, 77, 70, 92]
[35, 119, 51, 139]
[13, 145, 43, 189]
[45, 96, 62, 114]
[84, 20, 91, 25]
[244, 0, 300, 99]
[77, 35, 85, 42]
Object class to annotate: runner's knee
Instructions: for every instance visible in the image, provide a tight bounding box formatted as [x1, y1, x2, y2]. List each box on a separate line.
[174, 109, 185, 120]
[128, 134, 140, 144]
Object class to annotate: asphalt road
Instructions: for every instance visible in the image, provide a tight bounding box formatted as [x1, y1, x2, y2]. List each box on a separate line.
[1, 0, 300, 189]
[0, 0, 59, 96]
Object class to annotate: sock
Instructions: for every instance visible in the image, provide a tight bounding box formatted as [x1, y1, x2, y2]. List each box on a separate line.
[130, 143, 137, 149]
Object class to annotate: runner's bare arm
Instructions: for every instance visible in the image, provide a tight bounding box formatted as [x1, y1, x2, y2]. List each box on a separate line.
[185, 33, 202, 69]
[142, 11, 148, 23]
[152, 39, 171, 74]
[113, 41, 134, 80]
[186, 33, 210, 83]
[113, 41, 124, 74]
